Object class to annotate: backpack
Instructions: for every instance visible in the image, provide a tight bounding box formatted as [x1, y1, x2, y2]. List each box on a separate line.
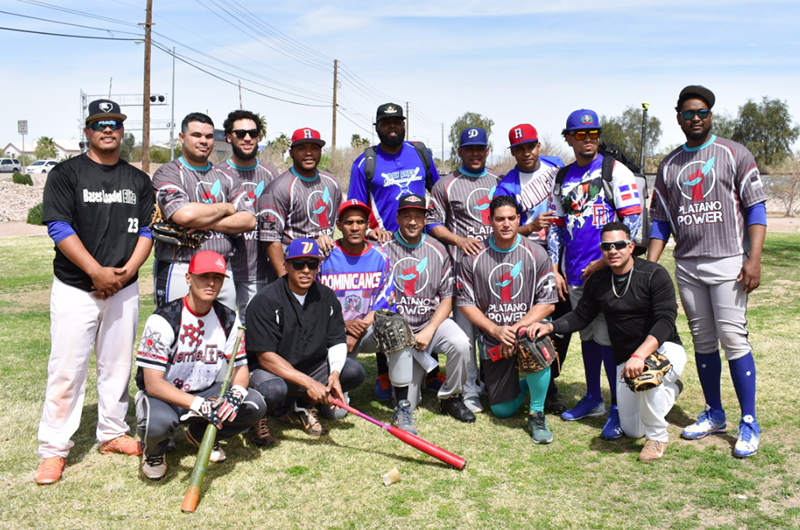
[553, 142, 650, 256]
[363, 141, 436, 194]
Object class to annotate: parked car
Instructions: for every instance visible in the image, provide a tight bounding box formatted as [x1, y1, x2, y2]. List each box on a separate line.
[0, 158, 22, 173]
[25, 160, 59, 174]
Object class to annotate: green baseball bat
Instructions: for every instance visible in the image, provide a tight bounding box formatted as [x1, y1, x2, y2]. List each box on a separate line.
[181, 326, 245, 513]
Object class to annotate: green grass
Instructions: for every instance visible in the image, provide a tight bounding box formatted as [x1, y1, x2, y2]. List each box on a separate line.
[1, 234, 799, 529]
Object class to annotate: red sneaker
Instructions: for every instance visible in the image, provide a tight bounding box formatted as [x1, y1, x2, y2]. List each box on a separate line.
[99, 435, 142, 456]
[35, 456, 66, 485]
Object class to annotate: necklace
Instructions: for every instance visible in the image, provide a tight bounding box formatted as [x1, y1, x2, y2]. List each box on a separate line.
[611, 269, 633, 298]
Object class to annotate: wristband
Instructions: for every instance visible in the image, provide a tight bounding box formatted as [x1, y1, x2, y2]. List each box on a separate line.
[190, 396, 205, 413]
[631, 354, 647, 361]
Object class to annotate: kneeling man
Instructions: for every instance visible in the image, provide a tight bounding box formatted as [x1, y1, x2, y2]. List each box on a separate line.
[529, 222, 685, 461]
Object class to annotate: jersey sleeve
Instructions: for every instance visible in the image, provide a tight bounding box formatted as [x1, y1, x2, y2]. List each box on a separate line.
[152, 163, 190, 220]
[137, 171, 155, 235]
[330, 181, 343, 227]
[438, 250, 455, 300]
[610, 161, 642, 217]
[42, 164, 76, 225]
[371, 251, 396, 311]
[260, 178, 288, 242]
[533, 249, 558, 305]
[734, 148, 768, 208]
[456, 253, 477, 307]
[426, 179, 447, 229]
[135, 313, 175, 372]
[649, 162, 670, 223]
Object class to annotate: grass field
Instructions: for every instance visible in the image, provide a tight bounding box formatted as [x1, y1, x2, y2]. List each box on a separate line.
[1, 234, 799, 529]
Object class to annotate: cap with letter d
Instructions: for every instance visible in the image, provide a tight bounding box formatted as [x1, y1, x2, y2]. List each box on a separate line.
[285, 238, 323, 260]
[460, 127, 488, 147]
[188, 251, 229, 277]
[508, 124, 539, 148]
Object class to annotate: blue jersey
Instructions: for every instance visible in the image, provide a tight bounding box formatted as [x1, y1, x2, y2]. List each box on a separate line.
[318, 241, 395, 321]
[348, 142, 440, 232]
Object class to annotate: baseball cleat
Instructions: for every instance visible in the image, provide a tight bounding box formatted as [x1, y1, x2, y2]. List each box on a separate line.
[99, 434, 142, 456]
[601, 405, 624, 440]
[681, 405, 727, 440]
[391, 400, 418, 435]
[440, 396, 476, 423]
[463, 395, 484, 413]
[544, 389, 568, 415]
[639, 440, 668, 462]
[528, 412, 553, 444]
[141, 454, 167, 480]
[375, 374, 392, 401]
[561, 395, 605, 421]
[286, 405, 328, 437]
[35, 456, 66, 485]
[733, 418, 760, 458]
[251, 417, 276, 447]
[185, 429, 227, 461]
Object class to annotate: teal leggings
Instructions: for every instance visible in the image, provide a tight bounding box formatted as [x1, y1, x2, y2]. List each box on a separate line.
[490, 366, 551, 418]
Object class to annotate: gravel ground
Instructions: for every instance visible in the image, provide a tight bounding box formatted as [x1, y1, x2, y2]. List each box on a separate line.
[0, 173, 47, 223]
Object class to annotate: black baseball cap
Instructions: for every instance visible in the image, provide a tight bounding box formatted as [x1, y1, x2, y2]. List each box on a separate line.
[376, 103, 405, 123]
[397, 193, 427, 211]
[85, 99, 127, 125]
[677, 85, 716, 110]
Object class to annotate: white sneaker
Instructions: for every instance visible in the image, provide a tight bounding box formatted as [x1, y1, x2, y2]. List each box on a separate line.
[141, 454, 167, 480]
[733, 418, 760, 458]
[463, 395, 484, 413]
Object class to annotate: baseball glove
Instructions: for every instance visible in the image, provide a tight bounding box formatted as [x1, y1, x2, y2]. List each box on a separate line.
[150, 204, 203, 248]
[372, 309, 417, 355]
[624, 352, 672, 392]
[514, 327, 557, 375]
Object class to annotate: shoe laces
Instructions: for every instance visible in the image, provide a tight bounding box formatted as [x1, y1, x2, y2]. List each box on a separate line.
[305, 407, 323, 429]
[144, 454, 164, 467]
[395, 404, 414, 424]
[531, 413, 546, 429]
[737, 422, 756, 442]
[254, 418, 271, 437]
[39, 457, 64, 473]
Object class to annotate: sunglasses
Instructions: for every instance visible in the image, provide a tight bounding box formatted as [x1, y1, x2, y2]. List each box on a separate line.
[681, 109, 710, 120]
[572, 130, 600, 141]
[232, 129, 259, 139]
[289, 259, 320, 271]
[88, 120, 123, 131]
[599, 240, 632, 251]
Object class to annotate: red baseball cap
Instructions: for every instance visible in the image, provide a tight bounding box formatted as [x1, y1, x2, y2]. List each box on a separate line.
[508, 123, 539, 148]
[338, 198, 371, 218]
[188, 251, 229, 277]
[291, 127, 326, 147]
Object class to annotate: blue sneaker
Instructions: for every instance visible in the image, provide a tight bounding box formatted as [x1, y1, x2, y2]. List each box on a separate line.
[733, 417, 760, 458]
[375, 374, 392, 401]
[561, 394, 606, 421]
[681, 405, 727, 440]
[601, 405, 624, 440]
[391, 400, 418, 435]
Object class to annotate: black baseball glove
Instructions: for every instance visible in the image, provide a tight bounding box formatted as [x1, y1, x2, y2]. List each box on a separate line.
[372, 308, 417, 355]
[514, 327, 557, 375]
[624, 352, 672, 392]
[150, 204, 203, 248]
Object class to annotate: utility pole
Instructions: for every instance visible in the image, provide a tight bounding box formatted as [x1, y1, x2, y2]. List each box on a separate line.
[640, 102, 649, 174]
[140, 0, 154, 174]
[406, 102, 410, 138]
[238, 80, 243, 109]
[441, 123, 444, 164]
[331, 59, 338, 169]
[170, 46, 176, 160]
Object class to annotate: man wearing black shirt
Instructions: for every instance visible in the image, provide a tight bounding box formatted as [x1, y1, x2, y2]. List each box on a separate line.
[245, 238, 365, 443]
[529, 222, 686, 462]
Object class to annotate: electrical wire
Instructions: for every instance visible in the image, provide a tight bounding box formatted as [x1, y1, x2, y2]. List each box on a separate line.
[0, 26, 140, 40]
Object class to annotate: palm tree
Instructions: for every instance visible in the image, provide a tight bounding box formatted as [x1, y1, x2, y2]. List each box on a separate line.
[35, 137, 57, 160]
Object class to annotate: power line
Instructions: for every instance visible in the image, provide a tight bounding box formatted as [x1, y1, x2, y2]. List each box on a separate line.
[0, 9, 142, 35]
[0, 25, 140, 40]
[14, 0, 139, 27]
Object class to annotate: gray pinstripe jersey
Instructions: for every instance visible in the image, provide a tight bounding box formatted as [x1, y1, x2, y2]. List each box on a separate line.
[650, 136, 767, 259]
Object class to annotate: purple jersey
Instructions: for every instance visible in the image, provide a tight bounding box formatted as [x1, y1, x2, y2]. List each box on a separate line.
[318, 241, 395, 321]
[348, 142, 440, 232]
[650, 135, 767, 259]
[496, 158, 562, 245]
[260, 168, 342, 246]
[215, 159, 279, 282]
[457, 235, 557, 347]
[153, 157, 254, 262]
[384, 233, 453, 333]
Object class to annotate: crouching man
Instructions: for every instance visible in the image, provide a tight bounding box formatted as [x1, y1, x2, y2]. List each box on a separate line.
[135, 251, 266, 480]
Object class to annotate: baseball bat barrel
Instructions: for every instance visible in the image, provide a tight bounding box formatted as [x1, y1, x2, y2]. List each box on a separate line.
[331, 398, 466, 470]
[181, 327, 245, 513]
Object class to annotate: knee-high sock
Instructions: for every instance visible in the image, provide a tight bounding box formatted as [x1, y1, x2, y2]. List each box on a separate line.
[490, 378, 528, 419]
[394, 385, 409, 403]
[526, 367, 551, 413]
[600, 345, 617, 403]
[729, 353, 757, 421]
[696, 350, 723, 411]
[376, 351, 389, 376]
[582, 340, 603, 402]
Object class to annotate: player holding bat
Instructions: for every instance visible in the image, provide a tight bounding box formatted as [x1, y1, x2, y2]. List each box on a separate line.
[134, 251, 266, 480]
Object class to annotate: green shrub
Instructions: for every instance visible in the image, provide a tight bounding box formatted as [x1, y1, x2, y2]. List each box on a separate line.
[12, 171, 33, 186]
[27, 202, 44, 225]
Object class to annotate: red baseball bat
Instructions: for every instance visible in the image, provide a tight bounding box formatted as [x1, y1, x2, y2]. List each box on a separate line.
[331, 398, 466, 470]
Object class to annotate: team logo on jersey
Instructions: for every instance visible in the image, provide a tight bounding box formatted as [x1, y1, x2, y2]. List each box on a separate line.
[344, 295, 362, 312]
[197, 179, 224, 204]
[468, 185, 497, 224]
[245, 181, 266, 202]
[581, 114, 595, 125]
[489, 260, 523, 303]
[678, 157, 716, 202]
[180, 321, 205, 347]
[382, 167, 423, 199]
[307, 186, 333, 228]
[561, 177, 606, 238]
[394, 256, 429, 296]
[139, 329, 164, 359]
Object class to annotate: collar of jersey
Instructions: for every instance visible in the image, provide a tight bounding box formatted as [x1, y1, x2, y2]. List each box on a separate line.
[182, 296, 212, 317]
[460, 166, 488, 178]
[488, 234, 521, 253]
[335, 240, 372, 257]
[178, 156, 211, 171]
[226, 159, 259, 172]
[394, 231, 425, 249]
[376, 142, 408, 157]
[290, 166, 319, 182]
[682, 135, 717, 152]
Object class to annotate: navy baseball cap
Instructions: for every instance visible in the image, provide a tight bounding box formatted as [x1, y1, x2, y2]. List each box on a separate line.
[460, 127, 488, 147]
[397, 193, 427, 211]
[376, 103, 405, 122]
[677, 85, 716, 110]
[85, 99, 126, 125]
[285, 238, 323, 260]
[563, 109, 602, 132]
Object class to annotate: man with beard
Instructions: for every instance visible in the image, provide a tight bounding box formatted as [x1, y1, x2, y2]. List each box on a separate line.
[647, 85, 766, 458]
[347, 103, 440, 399]
[152, 112, 256, 310]
[261, 128, 342, 279]
[215, 110, 279, 322]
[427, 127, 504, 414]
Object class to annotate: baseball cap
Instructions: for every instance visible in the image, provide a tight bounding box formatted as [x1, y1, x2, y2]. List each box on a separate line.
[188, 251, 229, 277]
[85, 99, 127, 125]
[677, 85, 716, 110]
[460, 127, 488, 147]
[564, 109, 602, 132]
[397, 193, 427, 211]
[376, 103, 405, 122]
[338, 198, 371, 218]
[508, 124, 539, 148]
[285, 238, 323, 260]
[291, 127, 326, 147]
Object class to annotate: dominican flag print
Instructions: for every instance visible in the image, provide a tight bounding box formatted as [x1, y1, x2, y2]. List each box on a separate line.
[618, 183, 639, 202]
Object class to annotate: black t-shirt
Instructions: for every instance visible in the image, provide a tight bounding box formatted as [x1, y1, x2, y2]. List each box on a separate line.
[551, 258, 682, 365]
[245, 277, 346, 373]
[42, 154, 155, 292]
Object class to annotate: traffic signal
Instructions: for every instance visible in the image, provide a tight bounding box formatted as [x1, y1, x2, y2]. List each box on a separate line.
[150, 94, 166, 103]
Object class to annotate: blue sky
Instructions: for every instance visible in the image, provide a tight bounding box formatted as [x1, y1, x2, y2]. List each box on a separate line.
[1, 0, 798, 160]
